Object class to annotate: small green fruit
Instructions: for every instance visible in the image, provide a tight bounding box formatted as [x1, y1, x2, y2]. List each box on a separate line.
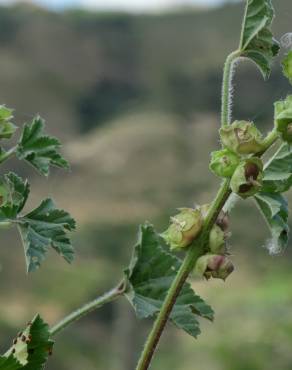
[200, 204, 229, 253]
[230, 158, 263, 199]
[194, 254, 234, 281]
[209, 224, 225, 254]
[161, 208, 203, 250]
[274, 95, 292, 143]
[220, 120, 265, 155]
[209, 149, 240, 178]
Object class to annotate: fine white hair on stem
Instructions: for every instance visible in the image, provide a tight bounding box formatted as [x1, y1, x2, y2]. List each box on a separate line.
[226, 57, 240, 124]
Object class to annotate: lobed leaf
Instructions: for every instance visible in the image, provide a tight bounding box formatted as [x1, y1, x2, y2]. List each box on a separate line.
[1, 315, 53, 370]
[124, 223, 214, 338]
[16, 117, 69, 176]
[255, 192, 289, 254]
[262, 143, 292, 193]
[239, 0, 279, 79]
[0, 172, 76, 272]
[18, 198, 76, 272]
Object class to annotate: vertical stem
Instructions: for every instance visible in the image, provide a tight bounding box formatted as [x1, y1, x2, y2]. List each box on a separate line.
[221, 51, 240, 127]
[135, 180, 231, 370]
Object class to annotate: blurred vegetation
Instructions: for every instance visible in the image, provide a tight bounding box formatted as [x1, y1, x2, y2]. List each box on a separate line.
[0, 1, 292, 369]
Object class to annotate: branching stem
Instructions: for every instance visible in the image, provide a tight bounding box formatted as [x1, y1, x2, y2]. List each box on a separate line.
[0, 146, 17, 164]
[50, 280, 126, 337]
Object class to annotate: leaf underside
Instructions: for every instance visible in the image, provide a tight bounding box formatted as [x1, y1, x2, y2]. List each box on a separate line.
[255, 192, 289, 254]
[262, 144, 292, 193]
[124, 223, 214, 338]
[239, 0, 279, 79]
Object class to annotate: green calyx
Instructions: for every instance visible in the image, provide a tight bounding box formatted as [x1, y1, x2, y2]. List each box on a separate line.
[161, 207, 203, 250]
[201, 204, 229, 254]
[230, 157, 263, 199]
[0, 105, 17, 139]
[209, 224, 226, 254]
[209, 149, 240, 178]
[274, 95, 292, 143]
[194, 254, 234, 281]
[220, 120, 265, 155]
[282, 51, 292, 85]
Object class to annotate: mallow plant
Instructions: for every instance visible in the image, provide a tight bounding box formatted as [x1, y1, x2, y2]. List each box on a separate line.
[0, 1, 292, 369]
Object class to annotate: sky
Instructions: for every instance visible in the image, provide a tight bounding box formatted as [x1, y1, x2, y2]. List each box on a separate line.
[0, 0, 228, 12]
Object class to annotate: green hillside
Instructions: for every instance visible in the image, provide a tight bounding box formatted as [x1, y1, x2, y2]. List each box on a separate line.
[0, 0, 290, 138]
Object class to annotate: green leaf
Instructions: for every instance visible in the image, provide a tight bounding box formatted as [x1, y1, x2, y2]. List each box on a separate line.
[124, 223, 214, 338]
[2, 315, 53, 370]
[0, 105, 17, 140]
[0, 173, 30, 221]
[282, 50, 292, 84]
[16, 116, 69, 176]
[0, 172, 75, 272]
[239, 0, 279, 79]
[262, 143, 292, 193]
[18, 198, 76, 272]
[0, 356, 22, 370]
[255, 192, 289, 254]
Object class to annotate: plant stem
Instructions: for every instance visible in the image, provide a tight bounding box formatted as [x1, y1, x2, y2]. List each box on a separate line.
[221, 50, 240, 127]
[0, 146, 17, 164]
[135, 180, 231, 370]
[135, 128, 280, 370]
[50, 280, 125, 337]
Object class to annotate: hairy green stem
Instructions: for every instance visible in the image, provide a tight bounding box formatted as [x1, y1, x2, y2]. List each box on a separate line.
[135, 180, 231, 370]
[0, 146, 17, 164]
[221, 50, 240, 127]
[50, 280, 125, 337]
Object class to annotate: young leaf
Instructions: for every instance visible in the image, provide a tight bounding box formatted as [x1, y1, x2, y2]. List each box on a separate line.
[0, 105, 17, 140]
[18, 198, 76, 272]
[0, 172, 75, 272]
[255, 192, 289, 254]
[2, 315, 53, 370]
[16, 116, 69, 176]
[262, 143, 292, 193]
[124, 223, 214, 338]
[239, 0, 279, 79]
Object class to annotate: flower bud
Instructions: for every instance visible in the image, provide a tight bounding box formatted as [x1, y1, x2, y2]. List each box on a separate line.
[161, 208, 203, 250]
[220, 120, 265, 155]
[0, 106, 16, 139]
[274, 95, 292, 143]
[209, 149, 240, 178]
[230, 158, 263, 199]
[194, 254, 234, 281]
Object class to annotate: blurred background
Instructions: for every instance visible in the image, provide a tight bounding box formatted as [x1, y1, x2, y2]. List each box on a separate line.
[0, 0, 292, 369]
